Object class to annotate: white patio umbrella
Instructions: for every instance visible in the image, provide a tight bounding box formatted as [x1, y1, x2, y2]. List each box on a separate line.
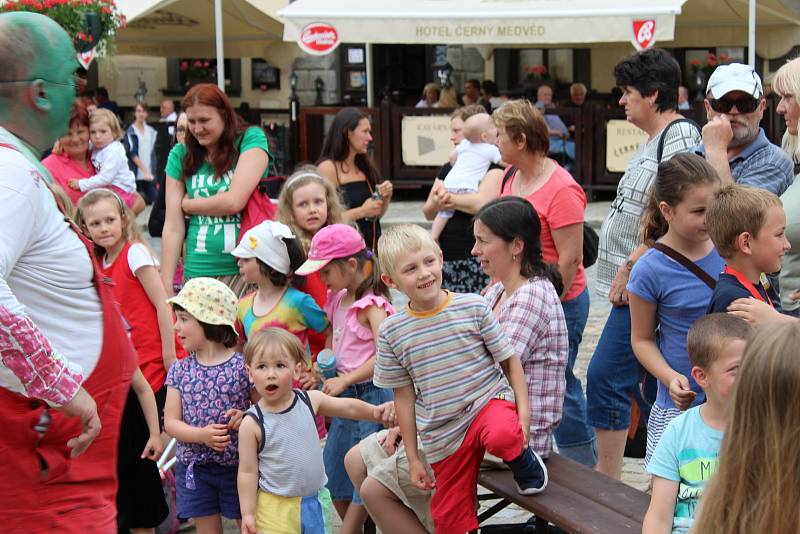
[116, 0, 285, 91]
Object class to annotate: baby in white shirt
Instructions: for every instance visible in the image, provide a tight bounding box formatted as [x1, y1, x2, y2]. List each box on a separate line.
[68, 108, 137, 207]
[432, 113, 502, 242]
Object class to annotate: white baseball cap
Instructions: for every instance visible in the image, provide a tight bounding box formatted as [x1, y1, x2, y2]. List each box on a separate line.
[231, 220, 296, 274]
[706, 63, 763, 100]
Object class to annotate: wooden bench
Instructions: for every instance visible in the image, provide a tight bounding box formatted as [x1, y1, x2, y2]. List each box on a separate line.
[476, 453, 649, 533]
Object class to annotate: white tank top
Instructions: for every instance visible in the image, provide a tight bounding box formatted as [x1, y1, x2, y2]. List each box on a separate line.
[245, 390, 327, 497]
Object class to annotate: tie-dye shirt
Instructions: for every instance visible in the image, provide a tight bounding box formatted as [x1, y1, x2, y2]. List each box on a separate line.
[236, 287, 329, 353]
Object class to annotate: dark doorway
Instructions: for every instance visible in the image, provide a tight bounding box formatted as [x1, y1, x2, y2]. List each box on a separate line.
[372, 44, 429, 106]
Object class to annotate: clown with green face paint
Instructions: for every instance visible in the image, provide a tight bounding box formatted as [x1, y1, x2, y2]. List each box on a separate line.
[0, 12, 137, 532]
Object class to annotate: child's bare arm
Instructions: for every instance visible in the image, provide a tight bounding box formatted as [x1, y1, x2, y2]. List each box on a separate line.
[131, 368, 163, 460]
[500, 356, 531, 447]
[163, 386, 231, 451]
[308, 389, 384, 422]
[642, 476, 679, 534]
[393, 384, 434, 490]
[237, 416, 260, 534]
[727, 297, 796, 325]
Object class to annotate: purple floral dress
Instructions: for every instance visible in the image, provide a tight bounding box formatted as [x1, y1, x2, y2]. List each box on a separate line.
[165, 352, 251, 488]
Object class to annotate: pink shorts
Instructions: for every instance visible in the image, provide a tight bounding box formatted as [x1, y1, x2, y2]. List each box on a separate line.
[429, 399, 524, 533]
[107, 186, 138, 209]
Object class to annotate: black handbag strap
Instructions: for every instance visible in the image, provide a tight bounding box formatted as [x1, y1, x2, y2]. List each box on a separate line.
[652, 243, 716, 289]
[500, 165, 518, 193]
[656, 118, 701, 163]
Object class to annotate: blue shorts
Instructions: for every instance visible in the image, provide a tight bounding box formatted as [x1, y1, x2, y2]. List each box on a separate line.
[323, 381, 392, 503]
[175, 462, 241, 520]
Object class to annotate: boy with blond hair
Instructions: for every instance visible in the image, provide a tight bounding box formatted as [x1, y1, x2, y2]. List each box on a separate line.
[705, 184, 790, 313]
[644, 313, 751, 534]
[373, 224, 546, 533]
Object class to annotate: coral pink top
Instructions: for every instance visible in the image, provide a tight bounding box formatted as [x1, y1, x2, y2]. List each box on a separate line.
[41, 151, 94, 204]
[501, 163, 587, 301]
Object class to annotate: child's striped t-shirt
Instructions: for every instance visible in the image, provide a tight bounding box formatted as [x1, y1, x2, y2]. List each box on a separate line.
[374, 291, 515, 464]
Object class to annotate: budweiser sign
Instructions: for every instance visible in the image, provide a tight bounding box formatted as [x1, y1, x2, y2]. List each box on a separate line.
[631, 19, 656, 51]
[299, 22, 340, 56]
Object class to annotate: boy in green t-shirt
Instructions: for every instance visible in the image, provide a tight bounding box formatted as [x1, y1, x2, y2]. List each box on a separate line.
[644, 313, 751, 534]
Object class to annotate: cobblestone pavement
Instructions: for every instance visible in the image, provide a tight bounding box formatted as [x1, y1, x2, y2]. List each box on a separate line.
[144, 201, 648, 533]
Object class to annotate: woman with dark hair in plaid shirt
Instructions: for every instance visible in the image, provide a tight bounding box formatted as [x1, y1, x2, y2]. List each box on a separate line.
[473, 196, 570, 456]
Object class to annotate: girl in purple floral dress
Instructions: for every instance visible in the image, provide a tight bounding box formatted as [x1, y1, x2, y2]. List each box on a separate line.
[164, 278, 252, 533]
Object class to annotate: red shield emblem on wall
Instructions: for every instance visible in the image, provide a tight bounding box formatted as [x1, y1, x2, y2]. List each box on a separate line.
[299, 22, 340, 56]
[631, 19, 656, 51]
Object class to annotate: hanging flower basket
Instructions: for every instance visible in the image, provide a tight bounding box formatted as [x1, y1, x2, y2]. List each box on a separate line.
[0, 0, 127, 55]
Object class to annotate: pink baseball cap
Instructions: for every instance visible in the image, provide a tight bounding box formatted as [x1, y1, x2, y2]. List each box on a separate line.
[295, 224, 366, 275]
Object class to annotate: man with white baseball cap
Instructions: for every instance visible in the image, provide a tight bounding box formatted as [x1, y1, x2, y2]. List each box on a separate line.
[697, 63, 794, 195]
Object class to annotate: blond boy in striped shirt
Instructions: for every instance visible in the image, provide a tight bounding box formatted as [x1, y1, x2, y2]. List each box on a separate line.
[374, 225, 547, 533]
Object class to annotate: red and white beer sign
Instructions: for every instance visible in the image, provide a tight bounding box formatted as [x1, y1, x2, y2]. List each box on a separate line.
[77, 49, 95, 69]
[299, 22, 340, 56]
[631, 19, 656, 51]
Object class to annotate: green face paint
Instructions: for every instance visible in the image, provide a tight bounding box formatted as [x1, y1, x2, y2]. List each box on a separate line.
[1, 12, 78, 149]
[32, 29, 78, 144]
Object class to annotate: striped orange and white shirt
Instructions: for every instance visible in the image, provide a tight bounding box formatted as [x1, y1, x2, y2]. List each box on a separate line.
[375, 291, 515, 463]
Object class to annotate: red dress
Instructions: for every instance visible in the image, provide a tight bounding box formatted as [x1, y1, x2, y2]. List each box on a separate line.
[302, 271, 328, 361]
[100, 241, 186, 391]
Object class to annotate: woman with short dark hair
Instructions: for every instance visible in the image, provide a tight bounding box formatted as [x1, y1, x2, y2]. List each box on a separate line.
[586, 48, 702, 479]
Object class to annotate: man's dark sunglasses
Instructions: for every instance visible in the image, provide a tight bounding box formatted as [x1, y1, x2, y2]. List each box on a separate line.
[709, 97, 760, 114]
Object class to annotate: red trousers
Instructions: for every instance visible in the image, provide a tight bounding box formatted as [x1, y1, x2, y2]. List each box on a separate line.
[430, 399, 525, 533]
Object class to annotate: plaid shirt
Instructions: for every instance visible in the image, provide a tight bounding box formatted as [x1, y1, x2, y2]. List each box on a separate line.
[484, 279, 568, 456]
[695, 128, 794, 196]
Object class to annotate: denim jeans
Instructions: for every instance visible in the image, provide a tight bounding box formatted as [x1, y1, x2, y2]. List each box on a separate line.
[554, 287, 597, 466]
[585, 304, 640, 431]
[323, 381, 392, 504]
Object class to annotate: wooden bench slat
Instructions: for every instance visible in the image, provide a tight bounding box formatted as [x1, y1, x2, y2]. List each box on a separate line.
[542, 454, 650, 523]
[478, 470, 643, 534]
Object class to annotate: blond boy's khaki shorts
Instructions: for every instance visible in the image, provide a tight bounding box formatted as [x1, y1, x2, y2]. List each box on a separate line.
[358, 430, 435, 533]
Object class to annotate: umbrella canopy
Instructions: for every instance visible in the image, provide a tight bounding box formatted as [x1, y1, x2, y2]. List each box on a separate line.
[674, 0, 800, 59]
[115, 0, 284, 57]
[278, 0, 686, 47]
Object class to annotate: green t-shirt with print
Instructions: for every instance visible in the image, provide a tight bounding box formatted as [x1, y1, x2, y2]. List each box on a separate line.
[166, 126, 270, 278]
